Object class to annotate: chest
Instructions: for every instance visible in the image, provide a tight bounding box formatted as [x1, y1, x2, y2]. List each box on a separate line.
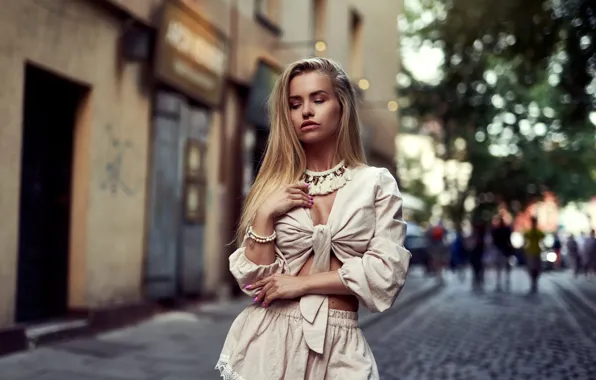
[273, 172, 377, 255]
[309, 192, 337, 226]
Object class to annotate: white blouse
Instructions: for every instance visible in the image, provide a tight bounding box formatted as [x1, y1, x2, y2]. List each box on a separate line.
[229, 166, 411, 354]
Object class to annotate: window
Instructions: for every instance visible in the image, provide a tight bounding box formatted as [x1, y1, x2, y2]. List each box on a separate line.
[255, 0, 282, 36]
[349, 9, 363, 79]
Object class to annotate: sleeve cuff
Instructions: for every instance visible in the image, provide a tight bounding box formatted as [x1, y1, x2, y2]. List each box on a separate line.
[229, 249, 283, 296]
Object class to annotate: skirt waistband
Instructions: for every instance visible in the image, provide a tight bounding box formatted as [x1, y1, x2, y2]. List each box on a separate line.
[265, 300, 359, 328]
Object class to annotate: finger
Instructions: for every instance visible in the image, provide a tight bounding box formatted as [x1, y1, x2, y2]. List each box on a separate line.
[256, 286, 274, 306]
[254, 282, 275, 303]
[289, 193, 311, 203]
[287, 187, 309, 195]
[290, 183, 311, 193]
[292, 198, 312, 209]
[263, 291, 278, 307]
[252, 276, 271, 290]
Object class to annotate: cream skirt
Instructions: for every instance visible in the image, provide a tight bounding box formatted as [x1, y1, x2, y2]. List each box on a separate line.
[215, 300, 379, 380]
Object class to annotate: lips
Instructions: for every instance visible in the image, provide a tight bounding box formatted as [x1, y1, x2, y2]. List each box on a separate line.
[301, 121, 320, 130]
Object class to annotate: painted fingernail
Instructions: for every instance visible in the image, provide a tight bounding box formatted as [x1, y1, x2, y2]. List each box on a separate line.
[253, 297, 258, 302]
[262, 303, 267, 308]
[306, 183, 310, 187]
[245, 284, 253, 289]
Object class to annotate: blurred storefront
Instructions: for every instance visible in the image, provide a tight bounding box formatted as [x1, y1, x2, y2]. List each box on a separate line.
[144, 0, 228, 301]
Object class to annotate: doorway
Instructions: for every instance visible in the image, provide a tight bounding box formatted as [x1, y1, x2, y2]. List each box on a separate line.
[16, 64, 86, 323]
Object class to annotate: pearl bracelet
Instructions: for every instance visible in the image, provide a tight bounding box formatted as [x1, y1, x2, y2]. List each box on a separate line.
[247, 225, 276, 244]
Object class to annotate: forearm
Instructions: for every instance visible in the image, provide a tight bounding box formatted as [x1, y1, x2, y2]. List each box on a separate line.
[244, 209, 277, 265]
[302, 270, 353, 296]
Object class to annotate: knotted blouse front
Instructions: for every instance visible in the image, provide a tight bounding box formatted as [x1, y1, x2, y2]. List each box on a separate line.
[229, 166, 411, 354]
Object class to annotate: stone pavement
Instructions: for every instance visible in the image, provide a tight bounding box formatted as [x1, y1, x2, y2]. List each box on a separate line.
[547, 270, 596, 345]
[364, 267, 596, 380]
[0, 267, 437, 380]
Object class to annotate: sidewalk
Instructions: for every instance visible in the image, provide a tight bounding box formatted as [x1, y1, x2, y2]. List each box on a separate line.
[0, 266, 439, 380]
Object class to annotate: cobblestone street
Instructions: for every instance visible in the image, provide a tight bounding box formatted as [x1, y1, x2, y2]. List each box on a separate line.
[1, 267, 595, 379]
[0, 269, 436, 380]
[365, 269, 596, 380]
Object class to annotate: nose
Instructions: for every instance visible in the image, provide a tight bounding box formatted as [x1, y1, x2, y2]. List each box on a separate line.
[302, 101, 314, 118]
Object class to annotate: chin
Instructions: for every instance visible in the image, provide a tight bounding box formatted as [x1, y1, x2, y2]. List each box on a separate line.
[298, 132, 334, 145]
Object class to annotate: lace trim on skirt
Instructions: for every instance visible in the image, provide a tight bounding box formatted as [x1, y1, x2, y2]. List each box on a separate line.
[215, 355, 246, 380]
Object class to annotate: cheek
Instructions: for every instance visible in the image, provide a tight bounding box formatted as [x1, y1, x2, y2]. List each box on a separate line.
[324, 104, 342, 132]
[290, 110, 302, 129]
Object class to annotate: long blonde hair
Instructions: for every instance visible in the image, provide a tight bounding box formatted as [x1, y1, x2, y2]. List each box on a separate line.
[237, 57, 366, 244]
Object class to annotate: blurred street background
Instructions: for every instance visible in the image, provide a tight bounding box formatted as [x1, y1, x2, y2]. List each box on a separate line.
[1, 0, 596, 379]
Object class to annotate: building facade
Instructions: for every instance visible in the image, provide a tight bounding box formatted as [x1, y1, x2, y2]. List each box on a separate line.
[0, 0, 154, 353]
[0, 0, 401, 354]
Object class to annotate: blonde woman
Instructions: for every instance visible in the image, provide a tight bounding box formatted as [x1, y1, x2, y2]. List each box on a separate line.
[215, 57, 411, 380]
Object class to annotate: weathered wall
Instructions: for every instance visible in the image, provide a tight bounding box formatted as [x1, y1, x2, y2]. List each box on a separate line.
[0, 0, 151, 325]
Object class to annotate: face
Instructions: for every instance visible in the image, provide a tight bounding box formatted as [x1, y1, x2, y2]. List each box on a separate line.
[288, 71, 342, 145]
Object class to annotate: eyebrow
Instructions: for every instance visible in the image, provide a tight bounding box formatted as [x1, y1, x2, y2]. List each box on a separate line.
[288, 90, 330, 100]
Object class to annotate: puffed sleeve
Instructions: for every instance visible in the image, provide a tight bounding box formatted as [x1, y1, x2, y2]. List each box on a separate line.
[229, 236, 286, 297]
[338, 168, 411, 312]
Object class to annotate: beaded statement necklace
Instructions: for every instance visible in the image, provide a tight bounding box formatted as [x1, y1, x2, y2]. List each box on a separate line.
[301, 160, 353, 196]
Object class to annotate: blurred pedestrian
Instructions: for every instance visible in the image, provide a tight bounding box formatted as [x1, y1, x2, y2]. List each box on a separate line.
[491, 216, 513, 291]
[216, 57, 410, 380]
[523, 216, 544, 293]
[450, 226, 468, 282]
[585, 229, 596, 279]
[427, 223, 447, 281]
[470, 222, 486, 291]
[552, 232, 562, 269]
[566, 234, 582, 277]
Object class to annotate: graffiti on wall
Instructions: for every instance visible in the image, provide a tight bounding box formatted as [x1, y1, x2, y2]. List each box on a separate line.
[100, 124, 139, 196]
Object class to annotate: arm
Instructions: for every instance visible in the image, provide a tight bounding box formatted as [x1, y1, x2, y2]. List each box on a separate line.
[229, 208, 285, 298]
[252, 270, 352, 307]
[337, 168, 411, 312]
[302, 270, 352, 295]
[229, 235, 285, 298]
[230, 183, 312, 297]
[244, 209, 276, 265]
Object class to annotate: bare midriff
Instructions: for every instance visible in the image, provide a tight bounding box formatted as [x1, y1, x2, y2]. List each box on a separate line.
[296, 252, 359, 312]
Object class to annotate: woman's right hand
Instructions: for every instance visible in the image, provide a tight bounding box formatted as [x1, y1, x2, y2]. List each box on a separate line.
[258, 183, 313, 219]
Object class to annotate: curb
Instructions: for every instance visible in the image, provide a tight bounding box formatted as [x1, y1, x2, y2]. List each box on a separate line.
[359, 279, 444, 329]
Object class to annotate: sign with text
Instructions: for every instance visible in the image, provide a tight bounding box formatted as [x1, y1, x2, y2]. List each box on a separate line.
[155, 0, 228, 107]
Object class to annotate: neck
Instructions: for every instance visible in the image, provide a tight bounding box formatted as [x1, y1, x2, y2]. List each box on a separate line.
[303, 140, 340, 172]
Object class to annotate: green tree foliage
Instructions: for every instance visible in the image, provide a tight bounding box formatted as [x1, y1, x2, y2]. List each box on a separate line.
[398, 0, 596, 222]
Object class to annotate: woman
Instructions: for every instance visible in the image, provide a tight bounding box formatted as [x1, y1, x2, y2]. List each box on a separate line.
[215, 57, 411, 379]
